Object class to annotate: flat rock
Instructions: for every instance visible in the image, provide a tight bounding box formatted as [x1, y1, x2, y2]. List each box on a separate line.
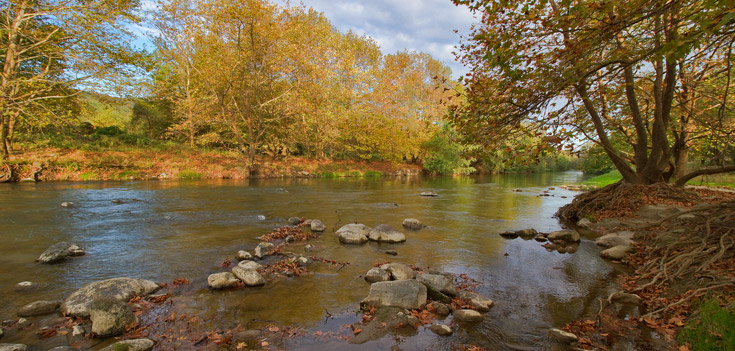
[601, 245, 633, 260]
[548, 230, 580, 243]
[368, 224, 406, 243]
[207, 272, 239, 289]
[236, 250, 252, 260]
[595, 231, 635, 248]
[232, 267, 265, 286]
[62, 278, 159, 318]
[254, 242, 275, 259]
[417, 273, 457, 296]
[428, 324, 452, 336]
[17, 301, 60, 317]
[287, 217, 302, 225]
[361, 280, 427, 309]
[294, 256, 313, 266]
[458, 290, 494, 312]
[0, 345, 27, 351]
[402, 218, 425, 230]
[100, 338, 155, 351]
[89, 297, 137, 337]
[237, 260, 262, 270]
[637, 204, 683, 220]
[453, 309, 483, 323]
[37, 242, 85, 264]
[310, 219, 326, 232]
[365, 268, 391, 283]
[534, 234, 547, 242]
[610, 292, 642, 305]
[420, 191, 439, 196]
[516, 228, 538, 239]
[13, 281, 40, 292]
[380, 263, 416, 280]
[499, 231, 518, 239]
[336, 224, 370, 245]
[549, 328, 578, 344]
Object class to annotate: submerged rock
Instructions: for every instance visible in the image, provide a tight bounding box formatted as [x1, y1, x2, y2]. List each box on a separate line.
[384, 250, 398, 256]
[380, 263, 416, 280]
[0, 344, 27, 351]
[310, 219, 326, 232]
[13, 281, 40, 292]
[232, 267, 265, 286]
[254, 242, 275, 259]
[368, 224, 406, 243]
[60, 202, 74, 208]
[287, 217, 302, 225]
[294, 256, 313, 266]
[100, 338, 155, 351]
[37, 242, 85, 264]
[458, 291, 494, 312]
[547, 230, 581, 243]
[89, 297, 137, 337]
[62, 277, 159, 318]
[207, 272, 239, 289]
[428, 324, 452, 336]
[17, 301, 60, 317]
[336, 223, 371, 245]
[420, 191, 439, 197]
[453, 309, 483, 323]
[402, 218, 425, 230]
[362, 280, 427, 309]
[364, 268, 391, 283]
[549, 328, 578, 344]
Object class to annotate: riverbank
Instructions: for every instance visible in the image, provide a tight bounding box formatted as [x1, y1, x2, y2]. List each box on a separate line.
[556, 182, 735, 350]
[0, 146, 422, 182]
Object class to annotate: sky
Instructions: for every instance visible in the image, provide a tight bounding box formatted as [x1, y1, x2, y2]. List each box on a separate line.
[276, 0, 477, 78]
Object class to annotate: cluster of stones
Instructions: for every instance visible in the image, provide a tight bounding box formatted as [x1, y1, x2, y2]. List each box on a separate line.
[358, 262, 494, 341]
[336, 218, 424, 245]
[499, 228, 582, 254]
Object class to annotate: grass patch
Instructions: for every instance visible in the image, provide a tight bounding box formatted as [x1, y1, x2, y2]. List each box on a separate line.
[364, 170, 383, 178]
[686, 173, 735, 188]
[679, 298, 735, 351]
[178, 170, 203, 179]
[79, 172, 98, 181]
[582, 170, 622, 187]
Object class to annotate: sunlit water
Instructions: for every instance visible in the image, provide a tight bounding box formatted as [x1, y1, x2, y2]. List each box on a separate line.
[0, 172, 623, 350]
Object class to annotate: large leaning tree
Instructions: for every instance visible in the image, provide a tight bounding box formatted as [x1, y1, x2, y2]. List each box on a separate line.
[1, 0, 144, 158]
[452, 0, 735, 185]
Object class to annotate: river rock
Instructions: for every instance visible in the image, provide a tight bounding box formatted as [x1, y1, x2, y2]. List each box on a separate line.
[237, 260, 262, 270]
[595, 231, 635, 248]
[431, 302, 451, 317]
[420, 191, 439, 197]
[62, 277, 160, 318]
[549, 328, 578, 344]
[499, 230, 518, 239]
[294, 256, 313, 266]
[610, 292, 642, 305]
[17, 301, 60, 317]
[232, 267, 265, 286]
[402, 218, 425, 230]
[236, 250, 253, 260]
[15, 319, 30, 329]
[47, 346, 73, 351]
[547, 230, 580, 243]
[310, 219, 326, 232]
[72, 325, 85, 336]
[534, 234, 547, 242]
[364, 268, 391, 283]
[417, 273, 457, 296]
[37, 242, 85, 264]
[100, 338, 155, 351]
[601, 245, 633, 260]
[208, 272, 239, 289]
[428, 324, 452, 336]
[336, 224, 370, 245]
[60, 202, 74, 207]
[637, 204, 683, 220]
[287, 217, 302, 225]
[89, 297, 137, 336]
[13, 282, 40, 292]
[384, 250, 398, 256]
[453, 309, 483, 323]
[380, 263, 416, 280]
[234, 330, 261, 343]
[0, 344, 27, 351]
[516, 228, 538, 239]
[368, 224, 406, 243]
[254, 242, 275, 259]
[361, 280, 427, 309]
[458, 290, 495, 312]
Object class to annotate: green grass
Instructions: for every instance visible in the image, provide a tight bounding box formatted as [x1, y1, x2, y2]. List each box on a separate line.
[79, 172, 98, 181]
[582, 170, 622, 187]
[687, 173, 735, 188]
[679, 298, 735, 351]
[364, 170, 383, 178]
[178, 170, 203, 179]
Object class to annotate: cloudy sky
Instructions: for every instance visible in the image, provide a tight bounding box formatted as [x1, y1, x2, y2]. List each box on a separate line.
[275, 0, 477, 78]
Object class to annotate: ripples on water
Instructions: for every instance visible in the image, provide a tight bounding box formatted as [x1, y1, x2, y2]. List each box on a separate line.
[0, 172, 623, 350]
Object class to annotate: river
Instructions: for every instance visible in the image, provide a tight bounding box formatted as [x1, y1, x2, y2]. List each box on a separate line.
[0, 171, 623, 350]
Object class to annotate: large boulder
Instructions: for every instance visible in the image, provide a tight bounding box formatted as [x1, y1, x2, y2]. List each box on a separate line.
[547, 230, 581, 243]
[368, 224, 406, 243]
[453, 309, 483, 323]
[0, 345, 27, 351]
[232, 267, 265, 286]
[364, 268, 391, 283]
[37, 242, 85, 264]
[89, 297, 137, 337]
[600, 245, 633, 260]
[62, 278, 159, 318]
[17, 301, 60, 317]
[207, 272, 239, 289]
[595, 231, 635, 248]
[254, 242, 275, 259]
[336, 224, 371, 245]
[310, 219, 326, 232]
[416, 273, 457, 297]
[380, 263, 416, 280]
[361, 280, 427, 310]
[100, 338, 155, 351]
[402, 219, 425, 230]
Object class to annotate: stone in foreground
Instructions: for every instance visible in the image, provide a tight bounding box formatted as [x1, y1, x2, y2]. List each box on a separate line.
[416, 273, 457, 297]
[254, 242, 275, 259]
[37, 242, 85, 264]
[17, 300, 60, 317]
[232, 267, 266, 286]
[207, 272, 239, 289]
[547, 230, 581, 243]
[380, 263, 417, 280]
[310, 219, 326, 232]
[361, 280, 427, 310]
[89, 297, 137, 336]
[100, 338, 155, 351]
[62, 277, 159, 318]
[402, 218, 425, 230]
[364, 268, 391, 283]
[368, 224, 406, 243]
[453, 309, 483, 323]
[428, 324, 452, 336]
[336, 223, 371, 245]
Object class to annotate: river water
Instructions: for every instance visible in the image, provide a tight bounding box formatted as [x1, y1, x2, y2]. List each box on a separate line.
[0, 172, 623, 350]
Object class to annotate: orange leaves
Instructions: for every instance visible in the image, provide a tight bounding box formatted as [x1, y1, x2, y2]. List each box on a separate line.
[220, 257, 232, 268]
[409, 308, 436, 326]
[259, 227, 316, 242]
